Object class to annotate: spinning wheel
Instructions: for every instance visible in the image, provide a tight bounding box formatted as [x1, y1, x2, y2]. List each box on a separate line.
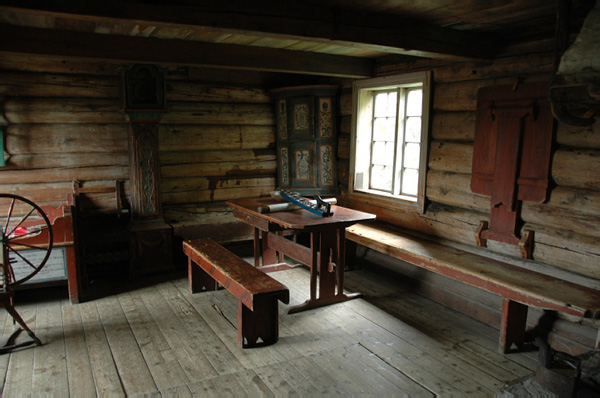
[0, 194, 54, 353]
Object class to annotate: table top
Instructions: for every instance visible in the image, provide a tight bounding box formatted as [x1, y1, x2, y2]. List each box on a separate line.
[227, 197, 376, 230]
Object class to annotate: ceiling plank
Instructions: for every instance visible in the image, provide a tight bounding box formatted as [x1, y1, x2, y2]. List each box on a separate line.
[0, 24, 373, 78]
[0, 2, 494, 60]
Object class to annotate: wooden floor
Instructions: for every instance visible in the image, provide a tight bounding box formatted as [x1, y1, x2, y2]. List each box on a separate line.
[0, 264, 539, 397]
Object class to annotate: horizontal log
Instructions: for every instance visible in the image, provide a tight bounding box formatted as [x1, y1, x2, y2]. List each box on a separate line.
[159, 149, 275, 166]
[158, 125, 274, 151]
[428, 140, 473, 174]
[433, 76, 548, 111]
[163, 102, 274, 125]
[0, 23, 373, 78]
[0, 180, 132, 206]
[3, 153, 128, 170]
[343, 196, 481, 244]
[426, 170, 489, 212]
[0, 53, 123, 76]
[0, 165, 129, 184]
[522, 202, 600, 239]
[0, 71, 119, 98]
[432, 52, 553, 84]
[162, 185, 274, 204]
[166, 81, 271, 103]
[163, 202, 234, 224]
[426, 171, 600, 238]
[429, 145, 600, 191]
[528, 224, 600, 280]
[5, 124, 128, 155]
[3, 98, 125, 124]
[431, 111, 476, 141]
[161, 176, 275, 193]
[0, 182, 73, 203]
[160, 159, 276, 178]
[552, 149, 600, 190]
[556, 122, 600, 150]
[543, 186, 600, 218]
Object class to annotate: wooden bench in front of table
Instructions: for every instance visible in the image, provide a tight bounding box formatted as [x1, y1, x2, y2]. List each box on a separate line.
[182, 238, 290, 348]
[346, 222, 600, 354]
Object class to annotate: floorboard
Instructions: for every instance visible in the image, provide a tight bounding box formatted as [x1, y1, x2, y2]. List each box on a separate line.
[0, 265, 540, 396]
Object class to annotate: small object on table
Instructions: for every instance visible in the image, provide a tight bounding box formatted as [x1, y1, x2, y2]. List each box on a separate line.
[279, 190, 334, 217]
[258, 193, 337, 214]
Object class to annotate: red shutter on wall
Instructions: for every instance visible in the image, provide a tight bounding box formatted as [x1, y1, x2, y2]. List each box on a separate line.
[471, 82, 554, 258]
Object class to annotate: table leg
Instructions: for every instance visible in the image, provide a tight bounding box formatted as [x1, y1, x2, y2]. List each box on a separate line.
[253, 227, 261, 267]
[261, 230, 277, 265]
[287, 227, 361, 314]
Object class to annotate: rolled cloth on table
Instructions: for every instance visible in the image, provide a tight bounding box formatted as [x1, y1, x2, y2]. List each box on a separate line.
[258, 198, 337, 213]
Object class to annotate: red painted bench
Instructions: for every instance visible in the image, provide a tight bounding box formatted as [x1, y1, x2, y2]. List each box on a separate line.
[346, 221, 600, 353]
[183, 238, 289, 348]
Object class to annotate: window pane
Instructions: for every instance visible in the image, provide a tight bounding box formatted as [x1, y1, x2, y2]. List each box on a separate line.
[402, 168, 419, 196]
[372, 141, 394, 166]
[406, 89, 422, 116]
[403, 143, 420, 168]
[405, 116, 421, 142]
[387, 91, 397, 116]
[374, 93, 388, 117]
[374, 92, 397, 117]
[371, 165, 393, 191]
[373, 117, 396, 141]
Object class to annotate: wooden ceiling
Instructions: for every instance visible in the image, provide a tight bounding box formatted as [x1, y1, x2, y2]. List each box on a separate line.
[0, 0, 595, 78]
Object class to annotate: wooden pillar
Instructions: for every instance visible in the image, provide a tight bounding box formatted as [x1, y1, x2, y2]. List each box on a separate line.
[121, 64, 173, 276]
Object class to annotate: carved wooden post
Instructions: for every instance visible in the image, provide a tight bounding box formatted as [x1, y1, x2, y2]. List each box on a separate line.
[121, 64, 173, 276]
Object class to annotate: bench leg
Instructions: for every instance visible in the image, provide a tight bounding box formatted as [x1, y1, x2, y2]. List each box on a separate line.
[237, 297, 280, 348]
[499, 299, 528, 353]
[188, 258, 217, 293]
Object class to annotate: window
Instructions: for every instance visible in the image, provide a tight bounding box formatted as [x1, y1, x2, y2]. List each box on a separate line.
[350, 72, 430, 213]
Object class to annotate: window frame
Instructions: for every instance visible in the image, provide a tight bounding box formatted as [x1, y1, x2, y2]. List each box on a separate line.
[349, 71, 431, 214]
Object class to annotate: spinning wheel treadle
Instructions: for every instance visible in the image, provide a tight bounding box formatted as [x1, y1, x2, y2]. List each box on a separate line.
[0, 194, 53, 353]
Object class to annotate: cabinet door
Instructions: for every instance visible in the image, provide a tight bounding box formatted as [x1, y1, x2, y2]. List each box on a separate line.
[273, 86, 338, 195]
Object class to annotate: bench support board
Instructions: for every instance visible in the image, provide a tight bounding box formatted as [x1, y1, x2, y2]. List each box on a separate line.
[500, 299, 529, 353]
[184, 238, 289, 348]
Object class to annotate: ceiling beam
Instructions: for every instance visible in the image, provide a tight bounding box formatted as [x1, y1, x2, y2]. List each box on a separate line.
[0, 1, 495, 60]
[0, 24, 373, 78]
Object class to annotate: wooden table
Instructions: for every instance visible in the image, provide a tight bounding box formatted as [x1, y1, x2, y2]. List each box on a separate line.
[227, 197, 376, 313]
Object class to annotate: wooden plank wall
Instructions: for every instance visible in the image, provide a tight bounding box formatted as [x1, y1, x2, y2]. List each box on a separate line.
[339, 51, 600, 283]
[0, 54, 279, 241]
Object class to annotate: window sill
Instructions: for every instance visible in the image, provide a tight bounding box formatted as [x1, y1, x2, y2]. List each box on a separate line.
[347, 190, 422, 214]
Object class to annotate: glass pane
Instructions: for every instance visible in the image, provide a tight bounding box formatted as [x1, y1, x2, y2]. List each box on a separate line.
[372, 142, 394, 166]
[374, 92, 388, 117]
[405, 117, 421, 142]
[403, 143, 420, 168]
[406, 89, 422, 116]
[402, 168, 419, 196]
[373, 117, 396, 141]
[374, 91, 397, 117]
[387, 91, 397, 116]
[371, 165, 393, 191]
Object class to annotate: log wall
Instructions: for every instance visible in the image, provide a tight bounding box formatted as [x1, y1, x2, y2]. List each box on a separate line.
[0, 54, 280, 242]
[339, 51, 600, 284]
[337, 52, 600, 351]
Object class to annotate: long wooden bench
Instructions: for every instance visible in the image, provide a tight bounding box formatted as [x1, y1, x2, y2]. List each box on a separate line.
[345, 221, 600, 354]
[182, 238, 290, 348]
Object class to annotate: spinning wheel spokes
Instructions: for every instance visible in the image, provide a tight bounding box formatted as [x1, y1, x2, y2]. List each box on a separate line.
[1, 194, 53, 287]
